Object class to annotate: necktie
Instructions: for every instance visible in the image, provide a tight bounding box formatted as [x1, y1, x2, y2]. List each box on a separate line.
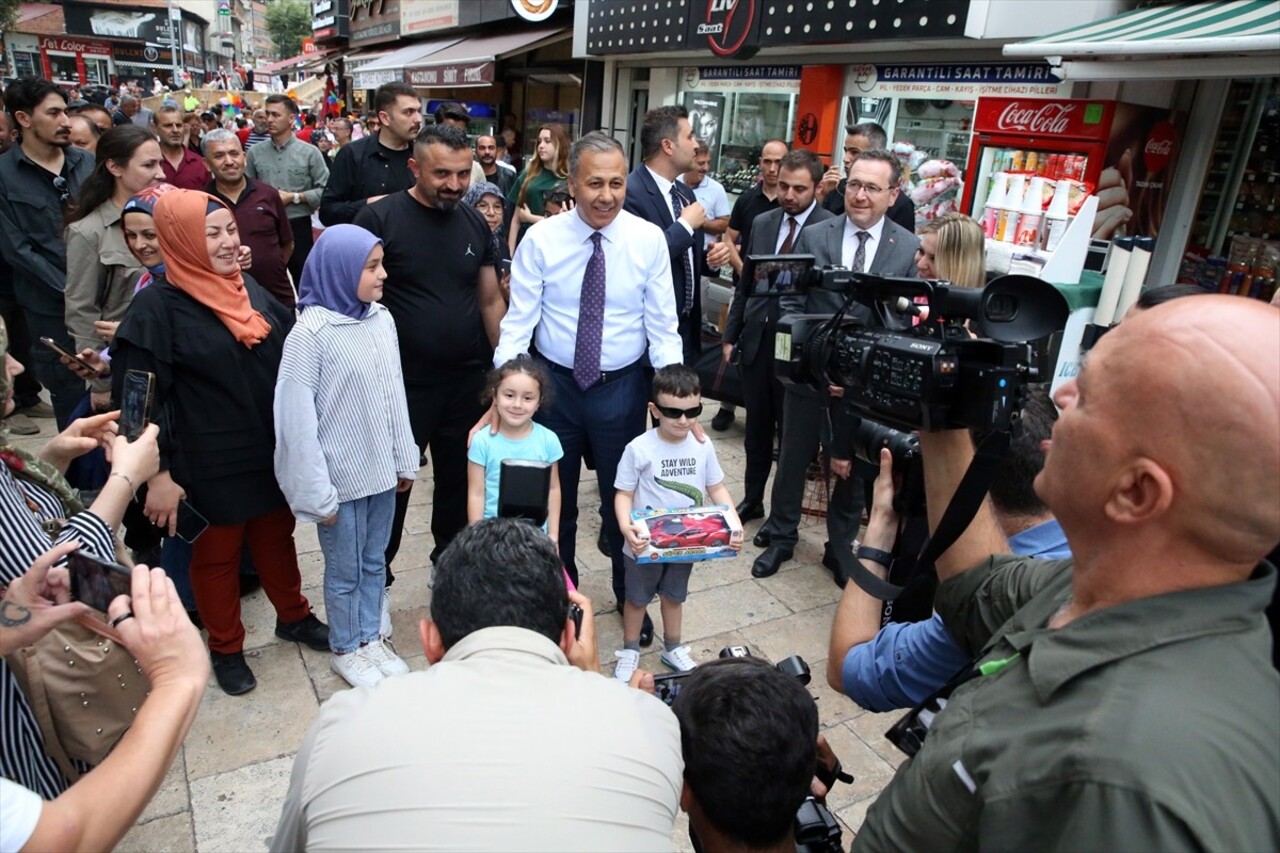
[574, 232, 606, 391]
[669, 185, 696, 315]
[852, 230, 870, 274]
[781, 216, 798, 254]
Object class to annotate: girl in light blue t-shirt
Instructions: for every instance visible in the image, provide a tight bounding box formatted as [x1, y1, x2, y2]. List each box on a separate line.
[467, 358, 564, 542]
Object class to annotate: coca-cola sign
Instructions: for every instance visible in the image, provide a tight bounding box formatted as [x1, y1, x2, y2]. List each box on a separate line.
[996, 101, 1076, 135]
[1142, 120, 1176, 174]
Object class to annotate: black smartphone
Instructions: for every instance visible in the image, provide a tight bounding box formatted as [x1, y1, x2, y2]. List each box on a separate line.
[39, 336, 96, 373]
[174, 500, 210, 544]
[498, 459, 553, 527]
[67, 550, 133, 613]
[567, 602, 583, 640]
[652, 671, 695, 706]
[499, 258, 512, 275]
[118, 369, 155, 442]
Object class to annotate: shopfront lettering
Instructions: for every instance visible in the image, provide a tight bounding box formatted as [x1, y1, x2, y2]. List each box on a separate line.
[878, 64, 1058, 84]
[40, 36, 112, 56]
[406, 61, 494, 88]
[695, 65, 799, 81]
[996, 102, 1076, 134]
[314, 0, 333, 11]
[314, 14, 335, 26]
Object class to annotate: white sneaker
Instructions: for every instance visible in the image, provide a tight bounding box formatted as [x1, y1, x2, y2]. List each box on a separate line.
[380, 589, 392, 638]
[361, 639, 409, 677]
[614, 649, 640, 682]
[331, 651, 384, 688]
[661, 645, 698, 673]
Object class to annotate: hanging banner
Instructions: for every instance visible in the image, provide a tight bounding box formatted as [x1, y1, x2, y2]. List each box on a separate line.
[849, 63, 1070, 99]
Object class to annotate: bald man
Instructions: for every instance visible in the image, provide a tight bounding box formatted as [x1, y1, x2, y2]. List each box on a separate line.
[853, 295, 1280, 852]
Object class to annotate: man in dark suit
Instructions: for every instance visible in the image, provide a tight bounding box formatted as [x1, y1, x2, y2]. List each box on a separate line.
[722, 149, 834, 524]
[819, 122, 915, 233]
[752, 149, 921, 582]
[624, 106, 707, 365]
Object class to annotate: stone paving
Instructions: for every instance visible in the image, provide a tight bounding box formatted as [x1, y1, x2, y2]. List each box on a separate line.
[11, 410, 902, 851]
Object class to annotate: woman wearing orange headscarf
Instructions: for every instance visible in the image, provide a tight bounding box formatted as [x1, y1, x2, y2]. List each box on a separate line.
[110, 189, 328, 696]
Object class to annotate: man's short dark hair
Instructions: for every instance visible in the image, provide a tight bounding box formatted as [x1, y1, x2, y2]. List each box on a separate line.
[434, 101, 470, 126]
[779, 149, 823, 184]
[375, 82, 418, 116]
[672, 657, 818, 848]
[5, 76, 66, 123]
[1136, 283, 1210, 310]
[79, 103, 111, 125]
[979, 383, 1056, 517]
[431, 518, 568, 649]
[641, 105, 688, 161]
[265, 94, 299, 115]
[652, 364, 700, 401]
[847, 121, 888, 149]
[854, 148, 902, 187]
[414, 122, 469, 155]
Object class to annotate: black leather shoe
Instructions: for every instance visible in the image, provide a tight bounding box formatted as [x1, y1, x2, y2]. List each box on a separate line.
[639, 612, 655, 648]
[822, 542, 850, 589]
[736, 499, 765, 522]
[597, 528, 611, 558]
[711, 407, 735, 431]
[210, 651, 256, 695]
[275, 614, 330, 651]
[753, 528, 772, 548]
[239, 573, 261, 597]
[751, 546, 793, 578]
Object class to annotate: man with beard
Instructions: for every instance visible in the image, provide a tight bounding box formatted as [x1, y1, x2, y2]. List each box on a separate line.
[203, 129, 294, 306]
[156, 104, 211, 191]
[355, 124, 505, 585]
[0, 77, 94, 426]
[320, 82, 421, 226]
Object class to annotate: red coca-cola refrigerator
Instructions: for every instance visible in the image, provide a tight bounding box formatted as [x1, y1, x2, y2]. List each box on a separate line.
[963, 96, 1182, 241]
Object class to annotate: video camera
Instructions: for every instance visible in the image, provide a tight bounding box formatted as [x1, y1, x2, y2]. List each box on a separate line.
[745, 254, 1068, 433]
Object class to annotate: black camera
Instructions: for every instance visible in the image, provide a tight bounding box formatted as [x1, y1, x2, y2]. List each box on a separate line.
[848, 419, 926, 519]
[652, 644, 809, 706]
[762, 262, 1068, 434]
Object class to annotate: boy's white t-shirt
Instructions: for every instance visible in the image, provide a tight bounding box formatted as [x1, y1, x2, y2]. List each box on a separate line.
[615, 429, 725, 510]
[0, 778, 42, 853]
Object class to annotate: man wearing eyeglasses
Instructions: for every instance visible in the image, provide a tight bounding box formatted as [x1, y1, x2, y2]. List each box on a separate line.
[751, 148, 920, 582]
[0, 77, 95, 427]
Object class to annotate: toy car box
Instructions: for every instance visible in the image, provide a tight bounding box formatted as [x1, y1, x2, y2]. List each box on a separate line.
[630, 505, 739, 563]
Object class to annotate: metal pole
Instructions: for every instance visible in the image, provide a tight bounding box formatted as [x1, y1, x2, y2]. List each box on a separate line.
[167, 0, 182, 88]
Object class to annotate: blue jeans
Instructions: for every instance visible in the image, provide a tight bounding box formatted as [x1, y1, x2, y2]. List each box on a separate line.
[316, 489, 395, 654]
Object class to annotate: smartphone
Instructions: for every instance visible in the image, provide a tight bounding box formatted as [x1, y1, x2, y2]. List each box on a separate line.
[567, 602, 584, 640]
[67, 550, 133, 613]
[39, 336, 96, 373]
[499, 258, 512, 275]
[174, 500, 210, 544]
[118, 369, 155, 442]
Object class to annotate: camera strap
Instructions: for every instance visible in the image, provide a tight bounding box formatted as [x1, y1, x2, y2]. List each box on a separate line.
[846, 429, 1012, 601]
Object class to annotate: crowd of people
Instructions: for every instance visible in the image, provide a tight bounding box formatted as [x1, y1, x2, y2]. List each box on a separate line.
[0, 71, 1276, 851]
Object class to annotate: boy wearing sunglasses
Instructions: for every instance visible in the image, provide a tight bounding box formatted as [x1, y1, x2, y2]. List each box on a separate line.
[613, 365, 743, 681]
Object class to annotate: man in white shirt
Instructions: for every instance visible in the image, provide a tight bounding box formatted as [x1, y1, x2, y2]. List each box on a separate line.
[492, 131, 684, 641]
[272, 519, 683, 851]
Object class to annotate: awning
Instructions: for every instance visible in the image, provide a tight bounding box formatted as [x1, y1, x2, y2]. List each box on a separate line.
[350, 37, 462, 90]
[1005, 0, 1280, 80]
[403, 27, 568, 88]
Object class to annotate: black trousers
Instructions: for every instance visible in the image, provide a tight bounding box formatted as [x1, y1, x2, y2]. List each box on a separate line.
[739, 346, 785, 505]
[0, 293, 44, 408]
[384, 371, 488, 576]
[287, 217, 314, 288]
[678, 312, 700, 366]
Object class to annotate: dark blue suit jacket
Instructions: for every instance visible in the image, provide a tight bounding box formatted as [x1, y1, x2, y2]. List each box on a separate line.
[623, 165, 704, 326]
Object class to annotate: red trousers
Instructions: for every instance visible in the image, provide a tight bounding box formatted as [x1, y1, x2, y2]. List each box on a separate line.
[190, 505, 311, 654]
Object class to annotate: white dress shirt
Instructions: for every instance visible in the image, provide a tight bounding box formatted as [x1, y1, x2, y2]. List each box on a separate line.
[495, 208, 684, 370]
[775, 199, 820, 253]
[841, 214, 887, 271]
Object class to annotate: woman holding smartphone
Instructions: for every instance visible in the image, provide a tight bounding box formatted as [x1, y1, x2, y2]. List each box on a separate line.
[0, 318, 162, 799]
[62, 125, 165, 412]
[110, 189, 329, 696]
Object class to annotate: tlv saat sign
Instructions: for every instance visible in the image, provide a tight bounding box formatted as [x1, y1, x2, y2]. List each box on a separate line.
[686, 0, 763, 60]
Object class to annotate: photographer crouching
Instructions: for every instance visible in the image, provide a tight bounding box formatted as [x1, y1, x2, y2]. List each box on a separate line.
[850, 295, 1279, 849]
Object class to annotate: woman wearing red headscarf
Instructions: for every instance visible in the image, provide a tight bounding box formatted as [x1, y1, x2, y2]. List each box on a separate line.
[110, 189, 328, 696]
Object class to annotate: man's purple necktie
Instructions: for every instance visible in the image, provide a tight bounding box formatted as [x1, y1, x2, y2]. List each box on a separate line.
[573, 232, 606, 390]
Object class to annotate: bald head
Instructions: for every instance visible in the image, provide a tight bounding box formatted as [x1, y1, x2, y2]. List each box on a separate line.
[1047, 296, 1279, 567]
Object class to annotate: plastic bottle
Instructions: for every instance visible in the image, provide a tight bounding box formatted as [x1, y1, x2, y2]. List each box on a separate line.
[981, 172, 1010, 239]
[1014, 177, 1048, 246]
[1041, 179, 1072, 252]
[998, 174, 1027, 242]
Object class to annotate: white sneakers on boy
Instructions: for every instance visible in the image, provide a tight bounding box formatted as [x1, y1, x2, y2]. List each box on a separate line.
[614, 649, 640, 682]
[660, 645, 698, 673]
[362, 639, 410, 676]
[331, 651, 384, 689]
[380, 589, 393, 638]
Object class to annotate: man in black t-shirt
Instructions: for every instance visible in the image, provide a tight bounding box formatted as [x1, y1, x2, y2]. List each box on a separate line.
[354, 124, 506, 574]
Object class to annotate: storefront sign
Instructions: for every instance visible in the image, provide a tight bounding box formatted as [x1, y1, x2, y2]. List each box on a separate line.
[348, 0, 396, 45]
[113, 41, 176, 68]
[850, 63, 1070, 99]
[686, 0, 762, 60]
[39, 36, 113, 57]
[680, 65, 800, 94]
[312, 0, 350, 41]
[64, 4, 176, 45]
[352, 67, 401, 91]
[973, 98, 1111, 140]
[511, 0, 558, 22]
[406, 61, 494, 88]
[401, 0, 459, 36]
